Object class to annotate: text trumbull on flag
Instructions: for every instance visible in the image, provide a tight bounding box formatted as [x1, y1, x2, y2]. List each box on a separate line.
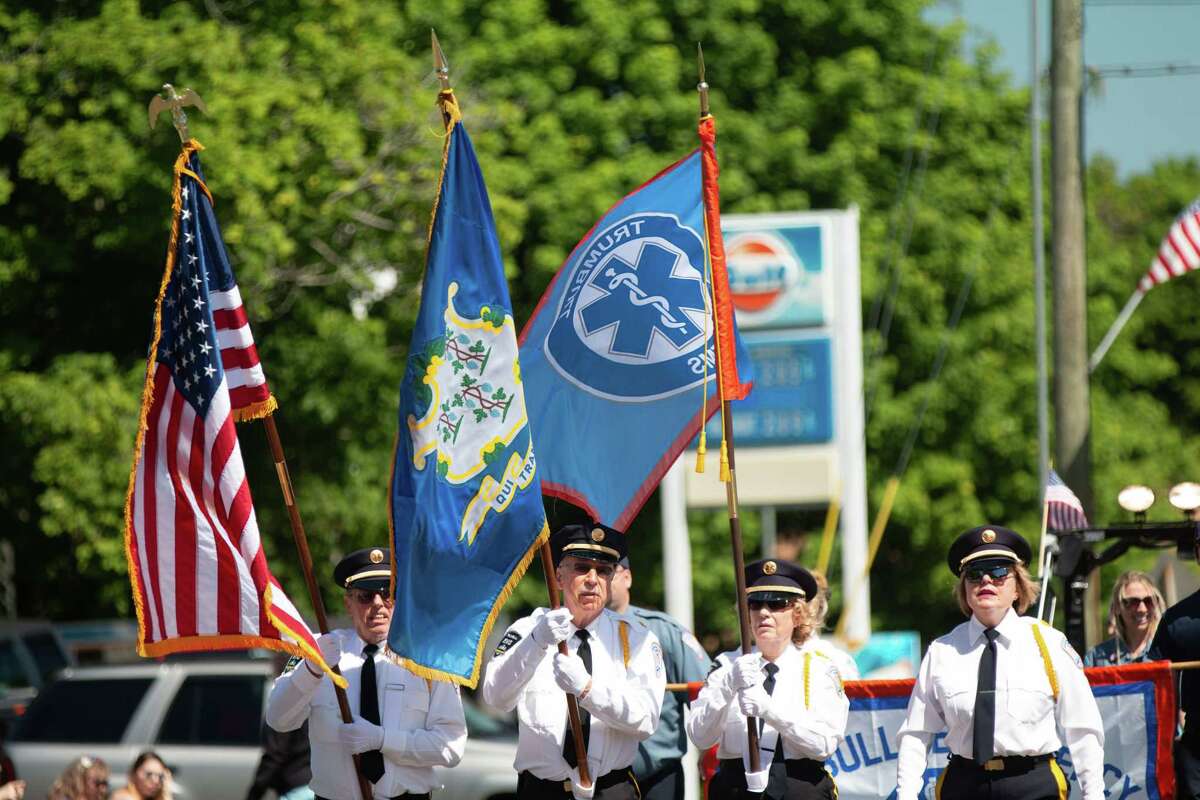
[518, 114, 753, 530]
[123, 139, 339, 685]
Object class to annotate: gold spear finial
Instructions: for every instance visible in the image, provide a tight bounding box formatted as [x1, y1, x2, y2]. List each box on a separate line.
[432, 30, 451, 92]
[697, 43, 709, 118]
[147, 83, 207, 143]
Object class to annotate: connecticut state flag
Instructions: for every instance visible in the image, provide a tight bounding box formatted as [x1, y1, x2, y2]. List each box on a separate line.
[519, 116, 753, 529]
[388, 91, 549, 687]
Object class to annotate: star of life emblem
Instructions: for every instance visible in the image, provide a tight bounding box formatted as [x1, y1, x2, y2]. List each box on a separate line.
[545, 213, 716, 401]
[408, 282, 537, 545]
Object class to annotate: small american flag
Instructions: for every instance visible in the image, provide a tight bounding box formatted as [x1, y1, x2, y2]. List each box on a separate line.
[1140, 197, 1200, 292]
[1046, 469, 1089, 532]
[123, 142, 332, 676]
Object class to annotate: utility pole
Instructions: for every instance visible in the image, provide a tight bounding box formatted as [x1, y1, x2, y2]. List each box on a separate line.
[1051, 0, 1098, 648]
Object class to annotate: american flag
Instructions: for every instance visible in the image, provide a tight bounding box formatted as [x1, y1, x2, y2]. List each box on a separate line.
[1046, 469, 1090, 532]
[123, 142, 330, 674]
[1140, 197, 1200, 292]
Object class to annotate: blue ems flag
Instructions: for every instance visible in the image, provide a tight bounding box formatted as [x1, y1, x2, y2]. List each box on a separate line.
[519, 146, 753, 530]
[388, 91, 548, 687]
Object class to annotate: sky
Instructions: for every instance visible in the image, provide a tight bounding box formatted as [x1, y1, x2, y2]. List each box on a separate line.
[925, 0, 1200, 178]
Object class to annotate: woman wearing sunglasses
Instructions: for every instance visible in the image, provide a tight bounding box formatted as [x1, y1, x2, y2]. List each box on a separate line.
[687, 558, 848, 800]
[894, 525, 1104, 800]
[1083, 570, 1165, 667]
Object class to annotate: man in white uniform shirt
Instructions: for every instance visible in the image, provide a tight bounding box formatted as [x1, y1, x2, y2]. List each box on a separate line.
[483, 523, 666, 800]
[266, 547, 467, 800]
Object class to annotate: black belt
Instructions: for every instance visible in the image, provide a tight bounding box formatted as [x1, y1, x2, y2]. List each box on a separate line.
[948, 753, 1054, 774]
[519, 769, 634, 794]
[717, 757, 827, 782]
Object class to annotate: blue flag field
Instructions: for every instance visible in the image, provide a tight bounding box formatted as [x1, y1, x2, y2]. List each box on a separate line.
[388, 92, 548, 687]
[519, 149, 753, 530]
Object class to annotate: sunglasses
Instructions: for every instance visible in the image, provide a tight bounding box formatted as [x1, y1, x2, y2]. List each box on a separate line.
[748, 598, 795, 612]
[964, 565, 1013, 584]
[138, 770, 166, 783]
[1121, 595, 1155, 610]
[349, 589, 393, 606]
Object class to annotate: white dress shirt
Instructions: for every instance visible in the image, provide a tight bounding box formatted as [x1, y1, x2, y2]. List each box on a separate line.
[803, 635, 860, 681]
[686, 644, 848, 764]
[894, 609, 1104, 800]
[265, 628, 467, 799]
[481, 607, 666, 781]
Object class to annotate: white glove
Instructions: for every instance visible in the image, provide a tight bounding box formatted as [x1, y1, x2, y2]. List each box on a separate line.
[730, 653, 763, 690]
[569, 768, 596, 800]
[532, 607, 574, 647]
[305, 632, 341, 674]
[745, 767, 770, 793]
[338, 716, 385, 754]
[738, 684, 774, 720]
[553, 652, 592, 695]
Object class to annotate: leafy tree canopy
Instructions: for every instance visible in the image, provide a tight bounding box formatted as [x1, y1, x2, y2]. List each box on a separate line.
[2, 0, 1197, 649]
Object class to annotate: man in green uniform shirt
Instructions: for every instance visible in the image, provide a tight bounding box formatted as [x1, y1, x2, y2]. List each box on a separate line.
[608, 556, 713, 800]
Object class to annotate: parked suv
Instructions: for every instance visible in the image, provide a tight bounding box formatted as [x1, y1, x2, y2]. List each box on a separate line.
[9, 659, 518, 800]
[0, 621, 74, 722]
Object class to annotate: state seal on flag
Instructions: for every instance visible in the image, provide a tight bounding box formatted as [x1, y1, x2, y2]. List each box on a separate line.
[545, 213, 713, 401]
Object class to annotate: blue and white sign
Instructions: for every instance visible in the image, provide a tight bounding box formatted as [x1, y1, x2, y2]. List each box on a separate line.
[697, 331, 833, 448]
[724, 219, 831, 330]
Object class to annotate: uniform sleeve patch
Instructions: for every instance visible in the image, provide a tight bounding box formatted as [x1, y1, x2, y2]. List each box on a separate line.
[826, 664, 844, 697]
[1061, 638, 1084, 669]
[283, 655, 302, 674]
[494, 630, 522, 657]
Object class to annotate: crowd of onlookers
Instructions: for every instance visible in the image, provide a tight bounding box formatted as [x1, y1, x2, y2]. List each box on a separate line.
[0, 750, 173, 800]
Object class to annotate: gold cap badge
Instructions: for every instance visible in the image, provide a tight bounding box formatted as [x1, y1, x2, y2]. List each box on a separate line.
[591, 527, 606, 543]
[763, 560, 778, 575]
[981, 529, 996, 543]
[369, 548, 384, 564]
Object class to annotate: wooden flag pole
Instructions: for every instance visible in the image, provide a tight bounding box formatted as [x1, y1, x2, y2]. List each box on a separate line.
[147, 85, 374, 800]
[262, 415, 375, 800]
[697, 44, 761, 773]
[539, 543, 593, 787]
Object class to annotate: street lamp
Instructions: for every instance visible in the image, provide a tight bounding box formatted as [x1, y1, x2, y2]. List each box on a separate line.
[1117, 484, 1156, 522]
[1169, 482, 1200, 520]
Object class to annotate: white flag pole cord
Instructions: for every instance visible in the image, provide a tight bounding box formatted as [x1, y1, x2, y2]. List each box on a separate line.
[1089, 289, 1145, 373]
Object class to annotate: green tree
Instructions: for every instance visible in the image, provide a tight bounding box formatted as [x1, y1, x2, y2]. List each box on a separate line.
[4, 0, 1198, 655]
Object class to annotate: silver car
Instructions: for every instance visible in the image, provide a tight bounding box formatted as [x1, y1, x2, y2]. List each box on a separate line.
[9, 659, 518, 800]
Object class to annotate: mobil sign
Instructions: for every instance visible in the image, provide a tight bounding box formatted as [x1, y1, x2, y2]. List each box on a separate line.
[722, 215, 832, 330]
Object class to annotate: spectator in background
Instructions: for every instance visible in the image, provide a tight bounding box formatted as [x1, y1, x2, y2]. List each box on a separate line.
[805, 571, 860, 681]
[0, 780, 23, 800]
[47, 755, 109, 800]
[0, 719, 16, 786]
[246, 721, 314, 800]
[1084, 570, 1165, 667]
[110, 751, 172, 800]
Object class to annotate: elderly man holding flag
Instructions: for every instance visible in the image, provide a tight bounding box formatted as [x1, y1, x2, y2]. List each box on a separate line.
[483, 524, 665, 800]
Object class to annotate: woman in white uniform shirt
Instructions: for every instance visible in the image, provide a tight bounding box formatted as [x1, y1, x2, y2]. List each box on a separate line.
[687, 559, 848, 800]
[894, 525, 1104, 800]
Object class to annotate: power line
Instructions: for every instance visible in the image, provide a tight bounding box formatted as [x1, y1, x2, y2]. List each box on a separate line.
[1086, 0, 1200, 6]
[1090, 62, 1200, 78]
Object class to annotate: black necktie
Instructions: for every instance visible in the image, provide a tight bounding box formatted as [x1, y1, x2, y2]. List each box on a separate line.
[973, 628, 1000, 765]
[359, 643, 385, 782]
[563, 630, 592, 768]
[759, 662, 780, 737]
[763, 662, 779, 696]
